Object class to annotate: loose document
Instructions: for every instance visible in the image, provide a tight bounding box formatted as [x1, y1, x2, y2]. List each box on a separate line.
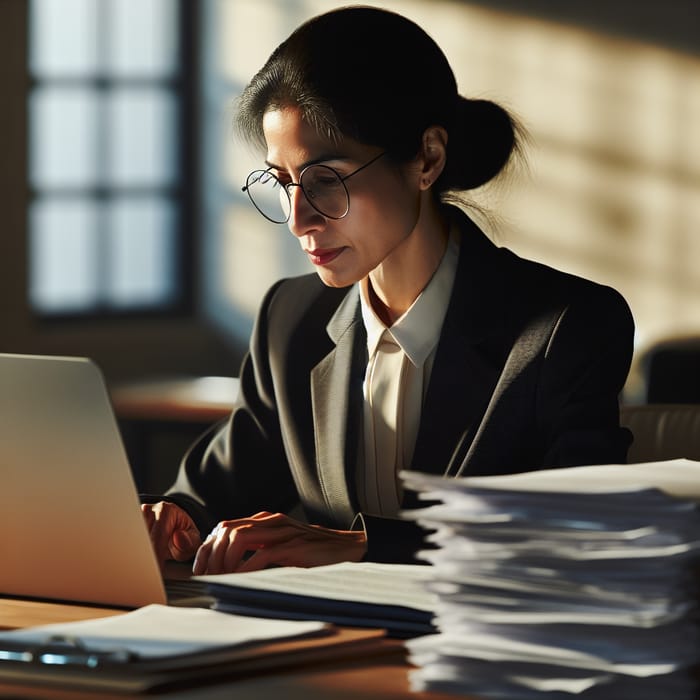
[196, 561, 437, 638]
[401, 458, 700, 700]
[0, 605, 383, 692]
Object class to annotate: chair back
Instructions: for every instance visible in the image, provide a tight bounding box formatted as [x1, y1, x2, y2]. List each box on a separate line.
[637, 336, 700, 403]
[620, 403, 700, 463]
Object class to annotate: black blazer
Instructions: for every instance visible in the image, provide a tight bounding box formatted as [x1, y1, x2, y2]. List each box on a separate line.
[166, 209, 635, 563]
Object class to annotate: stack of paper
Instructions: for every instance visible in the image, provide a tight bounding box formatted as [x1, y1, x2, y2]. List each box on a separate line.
[401, 459, 700, 699]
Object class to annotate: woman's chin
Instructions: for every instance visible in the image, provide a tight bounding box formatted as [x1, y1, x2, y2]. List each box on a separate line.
[315, 269, 358, 289]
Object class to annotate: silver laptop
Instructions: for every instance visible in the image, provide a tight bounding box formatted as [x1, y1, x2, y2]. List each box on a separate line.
[0, 353, 168, 608]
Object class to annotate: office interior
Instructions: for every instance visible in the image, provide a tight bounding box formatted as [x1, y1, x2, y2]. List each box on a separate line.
[1, 0, 699, 490]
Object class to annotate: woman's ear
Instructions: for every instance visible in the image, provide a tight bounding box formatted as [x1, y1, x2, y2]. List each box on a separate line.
[418, 126, 448, 190]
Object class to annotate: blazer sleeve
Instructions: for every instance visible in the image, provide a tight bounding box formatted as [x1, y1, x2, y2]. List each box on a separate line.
[535, 283, 635, 467]
[159, 281, 300, 538]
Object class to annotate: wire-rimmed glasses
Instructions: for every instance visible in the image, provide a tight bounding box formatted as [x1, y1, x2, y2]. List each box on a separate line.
[242, 151, 386, 224]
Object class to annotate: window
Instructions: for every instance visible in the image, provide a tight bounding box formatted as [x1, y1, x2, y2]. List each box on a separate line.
[28, 0, 192, 316]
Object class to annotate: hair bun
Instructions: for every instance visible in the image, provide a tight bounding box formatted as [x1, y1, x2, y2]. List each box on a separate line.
[445, 98, 518, 190]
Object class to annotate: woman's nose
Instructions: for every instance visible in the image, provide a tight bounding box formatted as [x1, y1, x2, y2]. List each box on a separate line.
[286, 184, 324, 237]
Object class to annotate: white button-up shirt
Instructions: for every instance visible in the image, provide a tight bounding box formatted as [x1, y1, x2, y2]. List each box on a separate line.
[357, 229, 459, 516]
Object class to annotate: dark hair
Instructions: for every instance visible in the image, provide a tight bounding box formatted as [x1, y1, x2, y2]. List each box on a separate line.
[235, 5, 523, 197]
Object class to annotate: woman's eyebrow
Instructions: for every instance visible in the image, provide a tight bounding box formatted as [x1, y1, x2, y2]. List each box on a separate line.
[264, 154, 352, 171]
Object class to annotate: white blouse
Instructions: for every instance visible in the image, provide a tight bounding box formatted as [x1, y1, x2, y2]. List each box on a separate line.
[357, 229, 459, 516]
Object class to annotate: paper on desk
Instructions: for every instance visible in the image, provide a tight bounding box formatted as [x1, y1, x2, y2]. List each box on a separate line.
[426, 618, 699, 666]
[409, 658, 696, 699]
[0, 604, 325, 658]
[407, 627, 685, 675]
[404, 458, 700, 500]
[196, 561, 437, 613]
[409, 488, 699, 529]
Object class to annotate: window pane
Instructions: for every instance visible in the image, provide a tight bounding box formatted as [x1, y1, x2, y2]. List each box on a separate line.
[30, 0, 98, 77]
[107, 0, 178, 77]
[107, 88, 178, 187]
[30, 87, 99, 188]
[106, 198, 177, 307]
[30, 199, 100, 312]
[28, 0, 184, 318]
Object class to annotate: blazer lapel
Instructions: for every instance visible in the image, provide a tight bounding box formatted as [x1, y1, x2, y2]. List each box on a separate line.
[410, 213, 512, 480]
[411, 327, 501, 478]
[310, 286, 365, 526]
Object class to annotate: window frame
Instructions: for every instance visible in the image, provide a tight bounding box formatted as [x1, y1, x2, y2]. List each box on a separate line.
[26, 0, 199, 323]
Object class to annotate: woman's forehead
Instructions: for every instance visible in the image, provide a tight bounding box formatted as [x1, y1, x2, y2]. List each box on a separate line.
[262, 106, 364, 168]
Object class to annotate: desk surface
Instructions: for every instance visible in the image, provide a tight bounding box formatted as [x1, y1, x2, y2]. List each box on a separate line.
[0, 597, 463, 700]
[111, 376, 240, 423]
[0, 596, 124, 630]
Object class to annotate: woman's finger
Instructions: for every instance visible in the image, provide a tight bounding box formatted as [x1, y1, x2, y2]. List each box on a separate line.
[192, 531, 216, 575]
[146, 503, 176, 565]
[208, 526, 247, 573]
[170, 528, 200, 561]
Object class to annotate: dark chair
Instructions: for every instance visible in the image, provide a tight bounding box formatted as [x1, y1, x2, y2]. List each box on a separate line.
[637, 336, 700, 404]
[620, 403, 700, 463]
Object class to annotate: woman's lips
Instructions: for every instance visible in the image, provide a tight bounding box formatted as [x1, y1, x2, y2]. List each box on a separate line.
[306, 247, 345, 266]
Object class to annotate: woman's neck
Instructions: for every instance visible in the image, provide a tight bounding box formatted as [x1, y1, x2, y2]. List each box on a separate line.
[368, 205, 450, 326]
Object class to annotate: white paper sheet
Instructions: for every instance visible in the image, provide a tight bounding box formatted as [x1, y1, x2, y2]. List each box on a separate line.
[403, 458, 700, 499]
[196, 561, 437, 612]
[0, 604, 325, 658]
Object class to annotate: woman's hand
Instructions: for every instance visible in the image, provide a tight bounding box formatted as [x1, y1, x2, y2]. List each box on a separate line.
[141, 501, 202, 568]
[192, 511, 367, 575]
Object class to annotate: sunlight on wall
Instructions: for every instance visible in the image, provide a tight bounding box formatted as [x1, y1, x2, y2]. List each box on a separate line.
[206, 0, 700, 380]
[439, 7, 700, 355]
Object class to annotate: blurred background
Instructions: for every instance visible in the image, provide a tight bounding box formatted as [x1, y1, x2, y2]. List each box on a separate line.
[1, 0, 698, 409]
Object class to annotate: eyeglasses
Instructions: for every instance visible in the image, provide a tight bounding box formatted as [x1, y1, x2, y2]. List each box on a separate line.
[242, 151, 386, 224]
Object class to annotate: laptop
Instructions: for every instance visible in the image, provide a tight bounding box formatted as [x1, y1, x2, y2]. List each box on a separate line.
[1, 352, 177, 608]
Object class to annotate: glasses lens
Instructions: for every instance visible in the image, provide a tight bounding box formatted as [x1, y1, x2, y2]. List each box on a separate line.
[300, 166, 349, 219]
[244, 170, 289, 223]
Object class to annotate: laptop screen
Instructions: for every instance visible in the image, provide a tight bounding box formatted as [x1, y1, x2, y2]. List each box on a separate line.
[0, 353, 167, 608]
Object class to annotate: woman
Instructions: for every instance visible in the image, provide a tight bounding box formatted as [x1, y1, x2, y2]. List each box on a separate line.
[143, 6, 634, 574]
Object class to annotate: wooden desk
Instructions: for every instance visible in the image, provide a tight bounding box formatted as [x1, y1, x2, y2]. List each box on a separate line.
[110, 376, 239, 493]
[0, 597, 462, 700]
[111, 376, 240, 424]
[0, 597, 124, 630]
